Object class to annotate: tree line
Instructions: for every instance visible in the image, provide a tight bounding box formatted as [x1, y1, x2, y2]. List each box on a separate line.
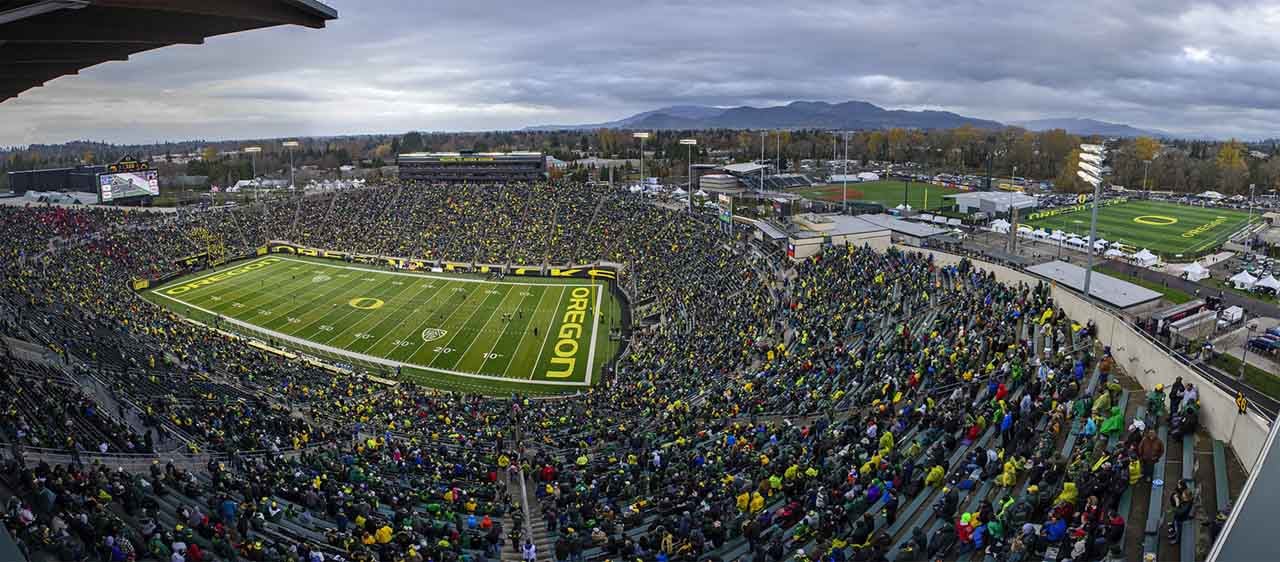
[3, 128, 1277, 195]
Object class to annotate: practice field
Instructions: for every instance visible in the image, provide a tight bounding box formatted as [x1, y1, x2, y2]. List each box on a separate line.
[791, 179, 962, 210]
[143, 255, 623, 394]
[1024, 199, 1256, 257]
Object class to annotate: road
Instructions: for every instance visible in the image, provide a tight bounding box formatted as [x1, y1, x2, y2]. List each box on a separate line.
[1096, 261, 1280, 319]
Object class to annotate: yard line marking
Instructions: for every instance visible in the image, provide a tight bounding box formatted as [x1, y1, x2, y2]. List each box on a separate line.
[273, 256, 596, 287]
[398, 281, 490, 363]
[528, 286, 568, 380]
[272, 273, 382, 336]
[499, 287, 551, 377]
[355, 278, 450, 355]
[218, 262, 376, 331]
[423, 284, 509, 369]
[484, 287, 540, 372]
[447, 284, 519, 371]
[149, 290, 589, 387]
[366, 280, 460, 358]
[314, 275, 421, 346]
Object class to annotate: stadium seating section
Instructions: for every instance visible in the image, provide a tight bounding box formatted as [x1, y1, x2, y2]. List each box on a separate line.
[0, 180, 1234, 562]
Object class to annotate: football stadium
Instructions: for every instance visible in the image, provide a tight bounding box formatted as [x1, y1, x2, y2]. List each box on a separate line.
[1024, 199, 1257, 257]
[0, 2, 1276, 562]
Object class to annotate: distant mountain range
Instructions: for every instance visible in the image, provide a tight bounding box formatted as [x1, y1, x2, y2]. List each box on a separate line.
[528, 100, 1166, 138]
[1011, 118, 1167, 138]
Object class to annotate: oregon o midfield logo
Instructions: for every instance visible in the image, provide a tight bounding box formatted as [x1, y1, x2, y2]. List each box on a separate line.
[421, 328, 448, 342]
[348, 297, 384, 310]
[1133, 215, 1178, 226]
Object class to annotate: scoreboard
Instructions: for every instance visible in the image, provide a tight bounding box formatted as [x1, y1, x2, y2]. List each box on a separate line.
[99, 157, 159, 202]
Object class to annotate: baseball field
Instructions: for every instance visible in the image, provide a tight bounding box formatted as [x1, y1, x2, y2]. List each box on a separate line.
[791, 179, 963, 210]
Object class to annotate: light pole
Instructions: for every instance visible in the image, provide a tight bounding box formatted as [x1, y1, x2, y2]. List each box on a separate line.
[760, 131, 766, 192]
[1008, 165, 1018, 254]
[843, 131, 849, 214]
[680, 138, 697, 214]
[244, 146, 262, 202]
[283, 140, 299, 189]
[633, 132, 650, 187]
[1249, 183, 1257, 234]
[1142, 158, 1151, 197]
[1240, 320, 1257, 380]
[1078, 143, 1107, 301]
[244, 146, 262, 179]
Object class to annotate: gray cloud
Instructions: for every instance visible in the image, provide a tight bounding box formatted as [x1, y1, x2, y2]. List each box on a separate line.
[2, 0, 1279, 144]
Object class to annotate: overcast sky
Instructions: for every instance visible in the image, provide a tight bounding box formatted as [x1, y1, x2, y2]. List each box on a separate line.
[3, 0, 1279, 145]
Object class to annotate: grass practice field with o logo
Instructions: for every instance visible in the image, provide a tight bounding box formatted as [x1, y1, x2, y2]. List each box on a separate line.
[1023, 199, 1257, 257]
[791, 179, 963, 210]
[143, 255, 623, 395]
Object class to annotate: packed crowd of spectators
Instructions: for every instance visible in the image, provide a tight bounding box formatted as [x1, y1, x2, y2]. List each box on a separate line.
[0, 180, 1202, 562]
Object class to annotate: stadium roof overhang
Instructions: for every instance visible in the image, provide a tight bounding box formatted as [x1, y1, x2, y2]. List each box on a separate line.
[0, 0, 337, 102]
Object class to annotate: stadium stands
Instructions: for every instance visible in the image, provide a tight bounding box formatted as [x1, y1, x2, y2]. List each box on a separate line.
[0, 180, 1246, 562]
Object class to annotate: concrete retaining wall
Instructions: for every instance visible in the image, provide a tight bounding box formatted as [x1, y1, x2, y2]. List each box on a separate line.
[898, 245, 1270, 470]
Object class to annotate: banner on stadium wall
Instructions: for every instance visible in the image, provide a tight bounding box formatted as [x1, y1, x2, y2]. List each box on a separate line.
[176, 253, 207, 268]
[256, 246, 268, 256]
[132, 278, 150, 290]
[263, 242, 619, 280]
[718, 194, 734, 224]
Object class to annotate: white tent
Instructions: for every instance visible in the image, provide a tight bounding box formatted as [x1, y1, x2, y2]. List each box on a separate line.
[1033, 228, 1050, 239]
[1181, 261, 1210, 282]
[672, 187, 688, 196]
[1066, 236, 1087, 247]
[1049, 230, 1067, 242]
[919, 213, 937, 223]
[856, 172, 880, 182]
[1255, 275, 1280, 292]
[628, 185, 644, 193]
[1109, 241, 1126, 248]
[1133, 248, 1159, 267]
[694, 189, 708, 197]
[1229, 270, 1258, 290]
[1104, 248, 1127, 258]
[990, 218, 1011, 233]
[894, 203, 913, 211]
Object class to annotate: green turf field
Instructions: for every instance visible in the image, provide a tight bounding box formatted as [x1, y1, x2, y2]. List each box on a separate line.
[791, 179, 962, 210]
[1023, 199, 1256, 257]
[143, 255, 623, 395]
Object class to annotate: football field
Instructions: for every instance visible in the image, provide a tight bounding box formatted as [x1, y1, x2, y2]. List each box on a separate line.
[144, 255, 623, 394]
[1024, 200, 1257, 257]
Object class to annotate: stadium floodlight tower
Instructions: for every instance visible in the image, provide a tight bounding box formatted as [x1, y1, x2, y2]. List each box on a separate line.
[680, 138, 697, 214]
[282, 140, 300, 189]
[243, 146, 262, 179]
[633, 132, 650, 187]
[1077, 142, 1107, 301]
